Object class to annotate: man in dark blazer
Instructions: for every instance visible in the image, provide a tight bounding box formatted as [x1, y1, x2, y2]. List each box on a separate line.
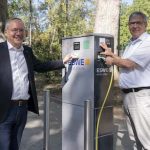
[0, 18, 73, 150]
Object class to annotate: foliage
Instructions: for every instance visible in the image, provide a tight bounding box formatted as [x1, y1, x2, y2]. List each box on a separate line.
[7, 0, 95, 83]
[8, 0, 30, 24]
[6, 0, 150, 82]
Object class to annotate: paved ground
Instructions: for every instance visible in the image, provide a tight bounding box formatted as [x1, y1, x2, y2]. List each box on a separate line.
[20, 89, 134, 150]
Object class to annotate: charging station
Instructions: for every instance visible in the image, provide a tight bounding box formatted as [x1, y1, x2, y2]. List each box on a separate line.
[62, 33, 114, 150]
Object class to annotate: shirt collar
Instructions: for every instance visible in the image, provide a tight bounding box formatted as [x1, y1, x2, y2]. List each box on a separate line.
[129, 32, 148, 45]
[7, 41, 24, 52]
[137, 32, 148, 41]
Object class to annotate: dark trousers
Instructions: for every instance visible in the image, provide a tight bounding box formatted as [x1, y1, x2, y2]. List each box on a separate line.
[0, 105, 27, 150]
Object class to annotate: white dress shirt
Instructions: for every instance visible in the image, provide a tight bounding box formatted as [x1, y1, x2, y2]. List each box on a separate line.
[7, 41, 30, 100]
[119, 32, 150, 88]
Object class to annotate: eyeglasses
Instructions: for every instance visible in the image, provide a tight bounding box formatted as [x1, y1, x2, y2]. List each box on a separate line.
[9, 28, 25, 33]
[128, 21, 146, 26]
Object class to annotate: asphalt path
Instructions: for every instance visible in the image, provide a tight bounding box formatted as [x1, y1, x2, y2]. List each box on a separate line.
[20, 92, 134, 150]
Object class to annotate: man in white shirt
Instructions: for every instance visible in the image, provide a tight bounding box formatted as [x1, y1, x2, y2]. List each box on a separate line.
[0, 18, 74, 150]
[100, 11, 150, 150]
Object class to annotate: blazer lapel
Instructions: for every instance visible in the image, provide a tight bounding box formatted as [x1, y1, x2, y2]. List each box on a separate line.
[0, 42, 13, 98]
[0, 42, 12, 76]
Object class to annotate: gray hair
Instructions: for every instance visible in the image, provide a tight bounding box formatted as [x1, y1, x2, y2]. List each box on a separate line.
[129, 11, 148, 23]
[5, 18, 24, 30]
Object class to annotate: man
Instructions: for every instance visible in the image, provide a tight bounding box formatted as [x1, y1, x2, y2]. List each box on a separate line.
[100, 12, 150, 150]
[0, 18, 74, 150]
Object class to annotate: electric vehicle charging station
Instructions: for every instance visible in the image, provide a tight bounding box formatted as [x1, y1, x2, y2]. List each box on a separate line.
[62, 33, 114, 150]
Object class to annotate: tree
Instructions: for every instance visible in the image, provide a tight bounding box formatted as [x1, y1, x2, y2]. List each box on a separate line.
[32, 0, 95, 82]
[6, 0, 95, 82]
[0, 0, 7, 42]
[94, 0, 120, 83]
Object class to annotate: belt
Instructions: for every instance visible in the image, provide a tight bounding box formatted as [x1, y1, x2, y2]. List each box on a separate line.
[10, 100, 28, 107]
[122, 87, 150, 94]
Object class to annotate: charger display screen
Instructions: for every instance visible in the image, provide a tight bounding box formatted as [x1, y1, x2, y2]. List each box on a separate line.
[73, 42, 80, 50]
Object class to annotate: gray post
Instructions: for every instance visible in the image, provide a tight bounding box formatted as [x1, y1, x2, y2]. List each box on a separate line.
[43, 89, 50, 150]
[84, 100, 94, 150]
[29, 0, 32, 46]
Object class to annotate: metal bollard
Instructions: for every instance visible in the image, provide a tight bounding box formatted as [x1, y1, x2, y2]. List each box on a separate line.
[84, 100, 94, 150]
[43, 89, 50, 150]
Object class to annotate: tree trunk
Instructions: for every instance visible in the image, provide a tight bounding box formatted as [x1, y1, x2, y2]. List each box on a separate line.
[94, 0, 120, 85]
[0, 0, 8, 42]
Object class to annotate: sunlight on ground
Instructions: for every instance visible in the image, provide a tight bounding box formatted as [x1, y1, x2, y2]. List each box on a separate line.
[26, 120, 43, 128]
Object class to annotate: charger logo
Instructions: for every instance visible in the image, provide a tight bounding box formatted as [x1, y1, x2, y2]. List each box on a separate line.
[68, 58, 90, 66]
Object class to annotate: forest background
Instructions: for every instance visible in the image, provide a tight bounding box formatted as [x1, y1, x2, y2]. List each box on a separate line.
[0, 0, 150, 83]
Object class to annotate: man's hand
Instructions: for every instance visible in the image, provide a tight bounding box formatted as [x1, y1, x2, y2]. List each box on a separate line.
[99, 43, 115, 65]
[100, 43, 114, 57]
[63, 53, 79, 64]
[100, 43, 137, 68]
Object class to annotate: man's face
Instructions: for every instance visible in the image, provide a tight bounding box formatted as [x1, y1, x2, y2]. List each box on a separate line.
[5, 20, 25, 48]
[128, 15, 147, 39]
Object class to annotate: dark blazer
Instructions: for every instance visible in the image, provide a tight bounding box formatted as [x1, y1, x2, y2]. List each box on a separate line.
[0, 41, 65, 123]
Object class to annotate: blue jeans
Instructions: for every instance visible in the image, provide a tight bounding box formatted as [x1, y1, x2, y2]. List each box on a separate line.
[0, 105, 27, 150]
